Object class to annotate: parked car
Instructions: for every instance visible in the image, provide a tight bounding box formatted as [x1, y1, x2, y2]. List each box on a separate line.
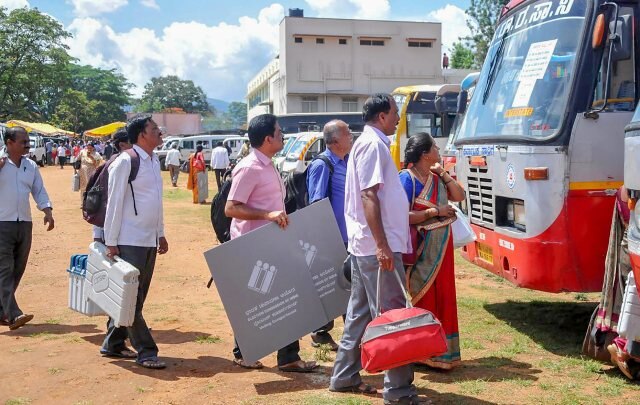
[28, 133, 46, 166]
[280, 132, 325, 174]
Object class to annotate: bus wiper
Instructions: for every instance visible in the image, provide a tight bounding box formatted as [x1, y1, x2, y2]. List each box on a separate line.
[482, 31, 509, 105]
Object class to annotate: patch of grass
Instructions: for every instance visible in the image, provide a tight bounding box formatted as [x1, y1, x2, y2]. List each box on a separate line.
[135, 387, 152, 394]
[153, 316, 180, 323]
[5, 399, 31, 405]
[314, 344, 333, 362]
[574, 293, 588, 302]
[44, 318, 62, 325]
[457, 297, 488, 310]
[496, 336, 531, 356]
[538, 381, 554, 390]
[506, 378, 533, 387]
[455, 379, 488, 395]
[476, 357, 512, 369]
[194, 335, 221, 344]
[27, 332, 60, 340]
[300, 395, 372, 405]
[66, 336, 83, 344]
[484, 272, 506, 283]
[48, 367, 63, 375]
[596, 382, 622, 397]
[163, 188, 192, 201]
[460, 339, 485, 350]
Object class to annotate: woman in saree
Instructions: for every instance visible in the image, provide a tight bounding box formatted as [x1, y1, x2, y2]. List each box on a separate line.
[78, 143, 103, 203]
[187, 144, 209, 204]
[398, 132, 466, 370]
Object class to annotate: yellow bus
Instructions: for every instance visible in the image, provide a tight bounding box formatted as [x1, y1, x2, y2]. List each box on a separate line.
[389, 84, 461, 169]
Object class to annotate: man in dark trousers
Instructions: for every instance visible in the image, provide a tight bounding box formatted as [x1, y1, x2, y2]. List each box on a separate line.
[101, 114, 169, 369]
[0, 127, 55, 330]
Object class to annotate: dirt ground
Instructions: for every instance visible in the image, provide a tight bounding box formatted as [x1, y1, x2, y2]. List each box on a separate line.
[1, 165, 639, 405]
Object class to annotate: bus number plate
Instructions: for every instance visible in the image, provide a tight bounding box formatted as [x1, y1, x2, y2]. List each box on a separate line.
[477, 243, 494, 264]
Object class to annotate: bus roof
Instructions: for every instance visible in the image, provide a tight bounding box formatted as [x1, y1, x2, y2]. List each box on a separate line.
[392, 84, 461, 97]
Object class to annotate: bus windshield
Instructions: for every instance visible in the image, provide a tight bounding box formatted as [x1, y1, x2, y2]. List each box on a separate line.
[286, 139, 311, 160]
[456, 0, 586, 142]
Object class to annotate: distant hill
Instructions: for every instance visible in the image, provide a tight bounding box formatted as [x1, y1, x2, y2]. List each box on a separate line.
[207, 98, 230, 113]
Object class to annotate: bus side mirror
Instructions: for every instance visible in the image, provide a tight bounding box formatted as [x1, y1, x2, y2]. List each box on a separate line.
[610, 14, 632, 62]
[457, 91, 468, 115]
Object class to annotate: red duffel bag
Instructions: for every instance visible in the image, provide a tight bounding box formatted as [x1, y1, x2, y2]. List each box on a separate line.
[361, 268, 448, 374]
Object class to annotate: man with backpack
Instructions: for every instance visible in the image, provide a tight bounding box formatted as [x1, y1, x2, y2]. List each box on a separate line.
[224, 113, 318, 373]
[306, 119, 353, 351]
[100, 114, 169, 370]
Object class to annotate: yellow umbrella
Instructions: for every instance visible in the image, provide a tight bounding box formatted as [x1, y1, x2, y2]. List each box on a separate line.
[7, 120, 75, 136]
[84, 122, 126, 137]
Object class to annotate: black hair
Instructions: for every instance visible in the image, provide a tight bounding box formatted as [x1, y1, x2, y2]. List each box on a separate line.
[127, 114, 152, 144]
[403, 132, 434, 169]
[248, 114, 277, 148]
[3, 126, 26, 143]
[216, 141, 223, 147]
[196, 145, 203, 152]
[362, 93, 392, 123]
[112, 128, 129, 152]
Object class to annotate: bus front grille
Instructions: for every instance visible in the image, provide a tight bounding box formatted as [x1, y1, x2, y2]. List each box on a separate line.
[467, 166, 494, 227]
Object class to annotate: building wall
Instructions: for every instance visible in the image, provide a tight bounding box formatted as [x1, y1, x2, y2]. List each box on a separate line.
[126, 112, 202, 136]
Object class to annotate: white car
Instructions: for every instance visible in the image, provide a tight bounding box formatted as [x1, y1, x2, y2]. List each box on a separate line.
[28, 134, 46, 166]
[280, 132, 325, 174]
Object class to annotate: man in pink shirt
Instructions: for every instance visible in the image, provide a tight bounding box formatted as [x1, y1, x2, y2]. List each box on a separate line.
[329, 94, 419, 404]
[224, 113, 318, 373]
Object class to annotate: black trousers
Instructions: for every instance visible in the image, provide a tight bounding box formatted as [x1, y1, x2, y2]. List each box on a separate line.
[233, 338, 301, 366]
[213, 169, 225, 189]
[0, 221, 32, 322]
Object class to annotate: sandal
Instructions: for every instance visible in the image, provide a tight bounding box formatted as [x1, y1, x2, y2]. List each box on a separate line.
[233, 358, 264, 369]
[101, 348, 138, 359]
[278, 360, 319, 373]
[330, 382, 378, 396]
[9, 314, 33, 330]
[0, 318, 8, 326]
[136, 357, 166, 369]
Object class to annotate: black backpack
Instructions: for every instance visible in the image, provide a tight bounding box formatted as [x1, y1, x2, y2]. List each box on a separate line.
[210, 178, 233, 244]
[283, 155, 333, 214]
[82, 149, 140, 227]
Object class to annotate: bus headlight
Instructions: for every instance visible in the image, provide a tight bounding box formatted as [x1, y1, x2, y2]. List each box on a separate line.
[498, 197, 525, 231]
[513, 200, 525, 230]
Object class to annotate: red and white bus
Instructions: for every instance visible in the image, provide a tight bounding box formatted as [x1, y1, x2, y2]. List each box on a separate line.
[454, 0, 639, 292]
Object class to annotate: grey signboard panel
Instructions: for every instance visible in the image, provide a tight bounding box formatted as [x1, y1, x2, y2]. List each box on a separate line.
[204, 199, 349, 364]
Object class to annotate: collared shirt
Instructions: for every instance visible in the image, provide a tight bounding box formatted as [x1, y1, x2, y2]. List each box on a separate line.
[57, 146, 67, 157]
[104, 144, 165, 247]
[210, 146, 230, 169]
[307, 149, 348, 243]
[345, 125, 410, 256]
[228, 149, 284, 239]
[45, 141, 53, 153]
[165, 148, 181, 166]
[0, 156, 52, 222]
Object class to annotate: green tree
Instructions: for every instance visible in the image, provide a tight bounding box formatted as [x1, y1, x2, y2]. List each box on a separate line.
[0, 7, 72, 121]
[226, 101, 247, 127]
[135, 75, 209, 113]
[51, 89, 97, 134]
[68, 64, 132, 125]
[465, 0, 505, 67]
[450, 42, 475, 69]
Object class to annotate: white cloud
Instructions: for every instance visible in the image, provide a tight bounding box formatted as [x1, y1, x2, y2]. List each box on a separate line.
[68, 0, 128, 17]
[140, 0, 159, 10]
[0, 0, 29, 10]
[427, 4, 471, 54]
[66, 3, 284, 101]
[304, 0, 390, 20]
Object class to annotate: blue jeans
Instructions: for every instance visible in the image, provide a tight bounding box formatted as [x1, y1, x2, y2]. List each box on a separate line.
[101, 245, 159, 361]
[330, 253, 416, 401]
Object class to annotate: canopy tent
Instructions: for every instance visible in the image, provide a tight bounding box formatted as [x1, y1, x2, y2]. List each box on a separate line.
[84, 122, 126, 137]
[6, 120, 74, 136]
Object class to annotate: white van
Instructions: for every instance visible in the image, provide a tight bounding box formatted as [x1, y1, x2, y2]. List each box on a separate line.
[157, 134, 234, 170]
[28, 133, 46, 166]
[280, 132, 325, 174]
[273, 133, 301, 172]
[222, 136, 248, 160]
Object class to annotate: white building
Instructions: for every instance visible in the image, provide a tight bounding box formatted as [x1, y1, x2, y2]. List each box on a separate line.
[247, 10, 473, 120]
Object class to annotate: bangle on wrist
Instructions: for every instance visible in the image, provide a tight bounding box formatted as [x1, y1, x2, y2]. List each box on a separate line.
[435, 207, 440, 217]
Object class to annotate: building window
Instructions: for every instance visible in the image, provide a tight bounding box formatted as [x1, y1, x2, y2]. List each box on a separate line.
[294, 37, 302, 43]
[360, 39, 385, 46]
[316, 38, 324, 44]
[342, 97, 358, 112]
[301, 96, 318, 113]
[339, 38, 347, 45]
[408, 41, 432, 48]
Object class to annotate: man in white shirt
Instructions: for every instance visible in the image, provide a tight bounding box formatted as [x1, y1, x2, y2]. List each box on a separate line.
[0, 127, 54, 331]
[56, 144, 67, 169]
[330, 94, 418, 404]
[101, 115, 169, 369]
[165, 143, 181, 187]
[210, 141, 230, 189]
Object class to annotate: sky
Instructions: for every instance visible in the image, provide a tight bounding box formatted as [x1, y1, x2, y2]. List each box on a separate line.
[0, 0, 472, 102]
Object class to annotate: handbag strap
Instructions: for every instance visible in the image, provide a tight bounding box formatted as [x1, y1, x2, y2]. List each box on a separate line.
[375, 267, 412, 316]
